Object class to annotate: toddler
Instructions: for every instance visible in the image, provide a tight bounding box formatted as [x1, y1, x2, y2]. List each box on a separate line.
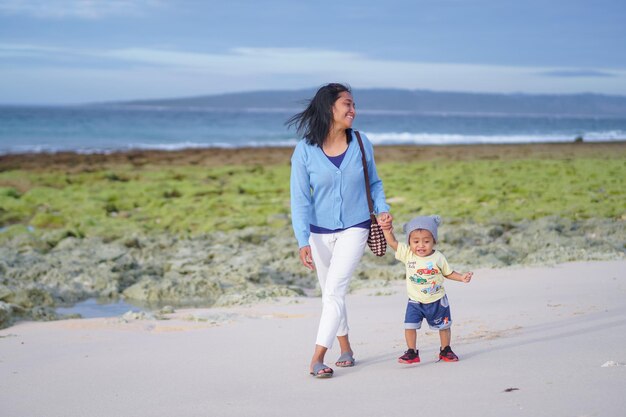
[379, 215, 472, 363]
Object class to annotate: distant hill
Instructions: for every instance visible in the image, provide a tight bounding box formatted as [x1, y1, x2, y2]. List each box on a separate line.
[114, 88, 626, 117]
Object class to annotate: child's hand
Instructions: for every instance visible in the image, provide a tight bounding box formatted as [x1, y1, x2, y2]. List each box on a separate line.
[461, 272, 473, 283]
[377, 213, 393, 230]
[379, 221, 391, 231]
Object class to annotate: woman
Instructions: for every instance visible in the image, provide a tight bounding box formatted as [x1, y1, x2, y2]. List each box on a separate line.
[288, 83, 391, 378]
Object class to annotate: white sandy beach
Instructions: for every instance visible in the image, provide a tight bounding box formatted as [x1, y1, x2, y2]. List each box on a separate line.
[1, 260, 625, 417]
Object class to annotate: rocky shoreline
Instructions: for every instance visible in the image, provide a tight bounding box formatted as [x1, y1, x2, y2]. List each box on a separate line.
[2, 142, 625, 171]
[1, 216, 623, 329]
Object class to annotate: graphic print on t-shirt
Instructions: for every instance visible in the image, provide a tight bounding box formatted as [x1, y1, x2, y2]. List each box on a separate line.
[408, 263, 443, 295]
[397, 244, 451, 303]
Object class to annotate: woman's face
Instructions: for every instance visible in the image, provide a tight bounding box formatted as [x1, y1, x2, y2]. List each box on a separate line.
[331, 91, 356, 130]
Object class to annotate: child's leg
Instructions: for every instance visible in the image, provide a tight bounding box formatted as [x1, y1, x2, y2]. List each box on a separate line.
[424, 295, 452, 348]
[399, 327, 420, 363]
[405, 329, 417, 350]
[437, 327, 459, 361]
[439, 327, 451, 348]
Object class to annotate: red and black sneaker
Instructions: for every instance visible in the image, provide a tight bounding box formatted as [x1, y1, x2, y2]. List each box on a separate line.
[439, 346, 459, 362]
[398, 348, 420, 364]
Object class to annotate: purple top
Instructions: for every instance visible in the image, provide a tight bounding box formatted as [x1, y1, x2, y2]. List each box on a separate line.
[325, 149, 347, 168]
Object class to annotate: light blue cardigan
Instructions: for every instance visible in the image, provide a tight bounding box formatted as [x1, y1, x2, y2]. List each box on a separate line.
[290, 130, 390, 248]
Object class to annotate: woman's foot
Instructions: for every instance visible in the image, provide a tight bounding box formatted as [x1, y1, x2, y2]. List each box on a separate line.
[310, 363, 334, 378]
[335, 351, 355, 367]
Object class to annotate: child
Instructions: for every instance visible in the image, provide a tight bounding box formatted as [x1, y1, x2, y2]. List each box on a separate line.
[379, 215, 472, 363]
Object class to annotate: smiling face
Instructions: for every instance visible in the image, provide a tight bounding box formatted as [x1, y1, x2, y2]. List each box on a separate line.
[408, 229, 435, 257]
[331, 91, 355, 130]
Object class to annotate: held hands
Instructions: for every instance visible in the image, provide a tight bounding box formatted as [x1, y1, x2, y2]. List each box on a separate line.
[377, 212, 393, 231]
[377, 212, 399, 250]
[299, 246, 315, 271]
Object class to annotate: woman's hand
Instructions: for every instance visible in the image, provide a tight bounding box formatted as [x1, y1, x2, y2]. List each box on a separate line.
[299, 246, 315, 271]
[377, 212, 393, 229]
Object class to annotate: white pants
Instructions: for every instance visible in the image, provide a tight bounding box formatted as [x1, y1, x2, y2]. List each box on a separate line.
[309, 227, 369, 349]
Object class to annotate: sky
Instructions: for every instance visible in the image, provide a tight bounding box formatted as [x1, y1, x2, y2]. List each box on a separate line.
[1, 0, 625, 104]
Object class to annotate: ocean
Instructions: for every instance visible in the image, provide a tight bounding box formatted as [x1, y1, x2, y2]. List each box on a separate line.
[1, 104, 625, 154]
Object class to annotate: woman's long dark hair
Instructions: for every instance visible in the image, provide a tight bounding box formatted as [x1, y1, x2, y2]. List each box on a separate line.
[286, 83, 351, 147]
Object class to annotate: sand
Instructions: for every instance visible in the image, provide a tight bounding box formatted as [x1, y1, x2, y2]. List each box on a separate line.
[1, 260, 625, 417]
[1, 142, 625, 415]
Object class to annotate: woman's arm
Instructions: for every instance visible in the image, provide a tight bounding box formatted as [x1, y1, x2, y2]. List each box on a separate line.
[290, 144, 312, 249]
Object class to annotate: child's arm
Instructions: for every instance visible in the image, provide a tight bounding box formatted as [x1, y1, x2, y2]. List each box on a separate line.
[379, 218, 399, 251]
[444, 271, 473, 283]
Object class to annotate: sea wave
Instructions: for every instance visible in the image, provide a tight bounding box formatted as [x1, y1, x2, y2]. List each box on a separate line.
[0, 140, 301, 155]
[366, 130, 626, 145]
[1, 132, 624, 155]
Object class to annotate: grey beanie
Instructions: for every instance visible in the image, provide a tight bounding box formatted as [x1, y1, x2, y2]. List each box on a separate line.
[403, 215, 441, 243]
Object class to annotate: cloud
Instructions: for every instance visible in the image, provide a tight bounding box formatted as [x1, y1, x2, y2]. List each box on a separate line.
[2, 43, 626, 103]
[538, 69, 618, 78]
[0, 0, 161, 19]
[99, 47, 367, 75]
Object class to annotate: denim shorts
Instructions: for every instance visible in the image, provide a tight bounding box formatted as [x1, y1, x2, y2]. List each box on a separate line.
[404, 294, 452, 330]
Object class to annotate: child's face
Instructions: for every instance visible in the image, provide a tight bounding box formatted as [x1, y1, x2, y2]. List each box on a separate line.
[408, 229, 435, 257]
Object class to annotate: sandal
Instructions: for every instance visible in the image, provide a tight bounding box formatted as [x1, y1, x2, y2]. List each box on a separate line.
[310, 363, 333, 378]
[335, 351, 355, 367]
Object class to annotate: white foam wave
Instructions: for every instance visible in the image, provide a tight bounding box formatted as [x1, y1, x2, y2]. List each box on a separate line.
[1, 132, 624, 155]
[122, 139, 300, 151]
[0, 139, 301, 155]
[366, 130, 626, 145]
